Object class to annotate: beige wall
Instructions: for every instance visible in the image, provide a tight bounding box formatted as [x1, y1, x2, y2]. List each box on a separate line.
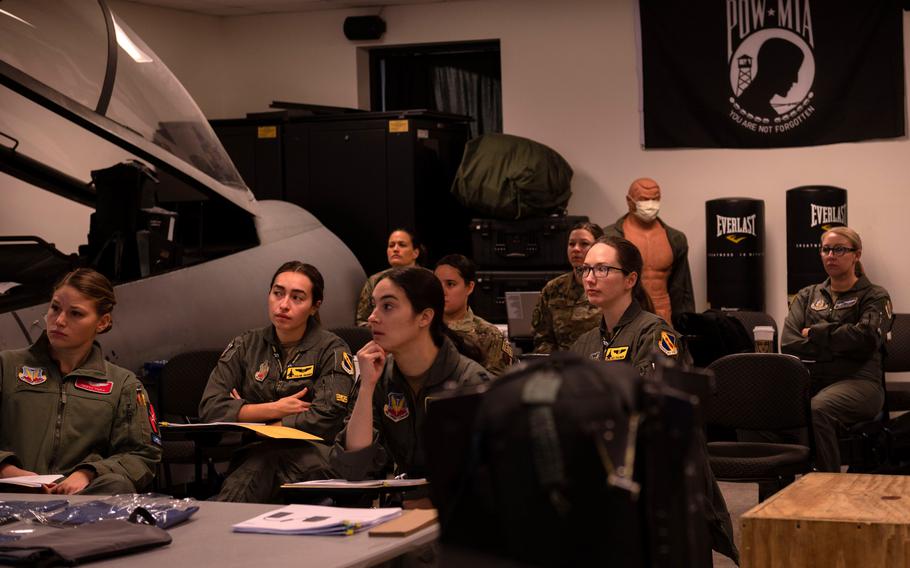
[39, 1, 910, 328]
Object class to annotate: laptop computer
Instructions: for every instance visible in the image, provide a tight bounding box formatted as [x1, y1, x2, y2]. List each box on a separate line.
[504, 290, 540, 340]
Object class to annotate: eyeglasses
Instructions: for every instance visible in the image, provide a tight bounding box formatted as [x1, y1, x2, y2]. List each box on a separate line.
[819, 245, 857, 257]
[574, 264, 628, 279]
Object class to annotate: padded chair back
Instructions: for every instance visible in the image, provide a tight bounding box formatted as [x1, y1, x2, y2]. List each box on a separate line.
[706, 353, 811, 431]
[330, 326, 373, 354]
[725, 310, 778, 352]
[159, 350, 222, 421]
[885, 313, 910, 373]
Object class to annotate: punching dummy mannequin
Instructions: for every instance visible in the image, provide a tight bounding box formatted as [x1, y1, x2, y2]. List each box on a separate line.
[604, 178, 695, 325]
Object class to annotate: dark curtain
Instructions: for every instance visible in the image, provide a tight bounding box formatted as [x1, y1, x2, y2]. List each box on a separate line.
[375, 46, 502, 138]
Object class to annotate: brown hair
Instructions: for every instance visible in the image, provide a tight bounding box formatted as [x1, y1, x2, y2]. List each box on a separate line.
[54, 269, 116, 334]
[821, 226, 864, 277]
[595, 236, 655, 314]
[270, 261, 324, 323]
[569, 221, 604, 241]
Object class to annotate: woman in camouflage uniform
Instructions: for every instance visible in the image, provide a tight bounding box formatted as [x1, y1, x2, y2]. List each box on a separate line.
[354, 228, 424, 326]
[532, 221, 604, 352]
[434, 254, 513, 375]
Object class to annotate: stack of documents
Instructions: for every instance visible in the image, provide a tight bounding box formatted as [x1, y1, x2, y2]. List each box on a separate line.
[232, 504, 402, 536]
[0, 475, 64, 489]
[283, 478, 428, 490]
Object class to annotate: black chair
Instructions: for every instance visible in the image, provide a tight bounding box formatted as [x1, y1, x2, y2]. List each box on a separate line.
[837, 314, 908, 470]
[705, 353, 813, 501]
[330, 326, 373, 354]
[884, 313, 910, 411]
[157, 349, 234, 497]
[725, 310, 778, 352]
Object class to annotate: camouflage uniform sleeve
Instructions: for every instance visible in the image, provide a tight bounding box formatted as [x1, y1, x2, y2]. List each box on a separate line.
[77, 373, 161, 491]
[478, 326, 513, 376]
[281, 335, 356, 441]
[198, 336, 247, 422]
[532, 284, 558, 354]
[355, 278, 375, 327]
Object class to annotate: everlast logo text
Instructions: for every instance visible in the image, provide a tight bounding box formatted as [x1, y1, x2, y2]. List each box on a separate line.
[810, 203, 846, 227]
[716, 214, 757, 237]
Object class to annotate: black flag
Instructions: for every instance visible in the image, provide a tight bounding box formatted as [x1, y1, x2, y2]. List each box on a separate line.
[639, 0, 905, 148]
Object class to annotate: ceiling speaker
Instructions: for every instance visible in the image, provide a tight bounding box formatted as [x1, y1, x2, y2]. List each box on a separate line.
[343, 16, 386, 41]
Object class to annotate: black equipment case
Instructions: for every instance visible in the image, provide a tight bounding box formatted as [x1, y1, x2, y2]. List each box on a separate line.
[469, 215, 587, 269]
[472, 270, 564, 324]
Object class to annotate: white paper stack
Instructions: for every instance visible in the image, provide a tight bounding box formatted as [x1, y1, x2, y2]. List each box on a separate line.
[232, 504, 402, 536]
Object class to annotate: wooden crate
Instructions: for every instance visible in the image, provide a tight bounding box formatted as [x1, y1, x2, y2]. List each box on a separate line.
[741, 473, 910, 567]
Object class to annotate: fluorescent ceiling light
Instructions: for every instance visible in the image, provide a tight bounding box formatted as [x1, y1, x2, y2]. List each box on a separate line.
[113, 18, 153, 63]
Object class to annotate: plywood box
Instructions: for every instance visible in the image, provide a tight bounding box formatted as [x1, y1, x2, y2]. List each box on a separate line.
[741, 473, 910, 567]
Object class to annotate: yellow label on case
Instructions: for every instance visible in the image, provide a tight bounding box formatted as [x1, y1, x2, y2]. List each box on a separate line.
[388, 120, 409, 133]
[257, 126, 278, 139]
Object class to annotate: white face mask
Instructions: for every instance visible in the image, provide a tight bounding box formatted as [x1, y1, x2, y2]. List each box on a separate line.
[633, 199, 660, 222]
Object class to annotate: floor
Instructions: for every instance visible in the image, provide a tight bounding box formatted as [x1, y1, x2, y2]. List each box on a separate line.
[712, 481, 758, 568]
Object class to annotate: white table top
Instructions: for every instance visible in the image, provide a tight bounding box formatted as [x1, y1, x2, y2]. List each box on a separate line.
[0, 493, 439, 568]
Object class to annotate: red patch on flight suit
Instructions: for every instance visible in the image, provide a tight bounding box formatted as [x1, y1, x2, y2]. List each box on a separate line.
[74, 378, 113, 394]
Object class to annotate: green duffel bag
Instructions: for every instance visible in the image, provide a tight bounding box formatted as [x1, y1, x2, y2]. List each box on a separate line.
[451, 133, 573, 219]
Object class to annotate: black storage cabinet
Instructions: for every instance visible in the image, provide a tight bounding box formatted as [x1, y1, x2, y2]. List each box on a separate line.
[211, 110, 474, 275]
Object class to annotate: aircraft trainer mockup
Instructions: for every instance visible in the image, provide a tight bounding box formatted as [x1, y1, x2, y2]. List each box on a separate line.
[0, 1, 365, 372]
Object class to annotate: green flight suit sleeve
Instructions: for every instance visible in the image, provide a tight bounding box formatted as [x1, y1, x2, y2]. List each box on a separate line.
[781, 288, 819, 359]
[76, 374, 161, 491]
[633, 320, 682, 377]
[0, 361, 18, 468]
[329, 380, 389, 481]
[198, 337, 247, 422]
[281, 338, 356, 441]
[808, 289, 891, 358]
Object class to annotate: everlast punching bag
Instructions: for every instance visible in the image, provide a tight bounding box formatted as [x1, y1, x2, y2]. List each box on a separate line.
[786, 186, 847, 298]
[705, 198, 765, 311]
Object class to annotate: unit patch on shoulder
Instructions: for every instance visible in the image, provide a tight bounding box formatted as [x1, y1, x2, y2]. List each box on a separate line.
[603, 346, 629, 361]
[833, 297, 858, 310]
[285, 365, 314, 380]
[254, 361, 269, 382]
[383, 392, 410, 422]
[810, 298, 829, 311]
[658, 332, 679, 357]
[341, 352, 355, 376]
[17, 366, 47, 385]
[74, 378, 113, 395]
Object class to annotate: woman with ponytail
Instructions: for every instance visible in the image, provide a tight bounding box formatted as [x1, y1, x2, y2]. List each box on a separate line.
[333, 266, 490, 483]
[0, 269, 160, 495]
[570, 236, 682, 376]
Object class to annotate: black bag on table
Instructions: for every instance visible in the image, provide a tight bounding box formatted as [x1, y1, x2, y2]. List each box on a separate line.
[0, 512, 170, 566]
[427, 352, 712, 567]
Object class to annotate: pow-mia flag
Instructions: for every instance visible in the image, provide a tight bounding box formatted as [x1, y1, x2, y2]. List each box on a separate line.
[638, 0, 905, 148]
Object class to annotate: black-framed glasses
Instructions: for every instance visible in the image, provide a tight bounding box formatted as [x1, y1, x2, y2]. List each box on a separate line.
[574, 264, 628, 279]
[819, 245, 856, 257]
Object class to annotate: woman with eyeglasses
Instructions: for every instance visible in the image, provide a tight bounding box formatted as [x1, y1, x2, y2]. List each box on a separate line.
[570, 236, 682, 376]
[781, 226, 892, 473]
[531, 221, 604, 353]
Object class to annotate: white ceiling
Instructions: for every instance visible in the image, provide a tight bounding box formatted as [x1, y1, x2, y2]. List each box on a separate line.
[123, 0, 451, 16]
